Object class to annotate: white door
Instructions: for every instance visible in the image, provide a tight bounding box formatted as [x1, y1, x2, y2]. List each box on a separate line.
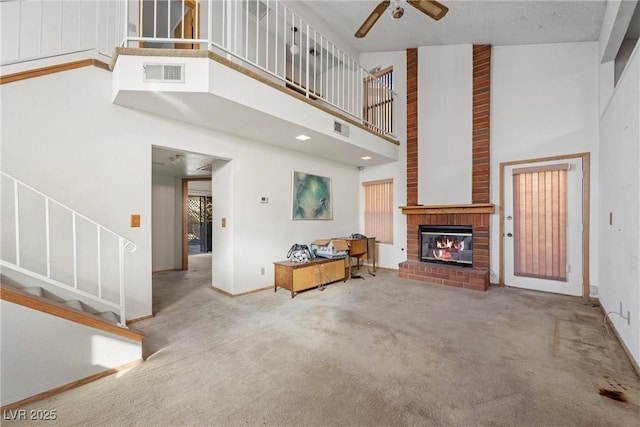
[504, 158, 583, 296]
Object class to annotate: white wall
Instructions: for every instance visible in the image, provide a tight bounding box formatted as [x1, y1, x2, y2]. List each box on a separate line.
[358, 50, 407, 269]
[0, 0, 96, 64]
[152, 175, 180, 272]
[598, 44, 640, 365]
[0, 0, 125, 75]
[490, 42, 600, 287]
[1, 300, 141, 406]
[227, 139, 359, 294]
[418, 44, 473, 205]
[600, 60, 616, 114]
[211, 160, 234, 292]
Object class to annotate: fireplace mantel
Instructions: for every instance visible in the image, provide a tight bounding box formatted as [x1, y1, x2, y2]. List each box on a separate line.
[400, 203, 495, 215]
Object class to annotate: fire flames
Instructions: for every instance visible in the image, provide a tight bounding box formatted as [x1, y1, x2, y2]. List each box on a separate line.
[432, 236, 464, 259]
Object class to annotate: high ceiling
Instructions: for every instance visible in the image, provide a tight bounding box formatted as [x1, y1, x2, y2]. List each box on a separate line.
[285, 0, 608, 53]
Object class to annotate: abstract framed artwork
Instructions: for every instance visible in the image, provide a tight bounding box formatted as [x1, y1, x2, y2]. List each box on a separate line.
[291, 171, 332, 220]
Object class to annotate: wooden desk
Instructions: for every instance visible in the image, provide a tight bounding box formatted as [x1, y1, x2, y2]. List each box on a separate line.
[274, 258, 346, 298]
[341, 237, 376, 274]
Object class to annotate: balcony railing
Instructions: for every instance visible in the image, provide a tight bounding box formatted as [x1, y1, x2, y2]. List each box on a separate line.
[121, 0, 396, 138]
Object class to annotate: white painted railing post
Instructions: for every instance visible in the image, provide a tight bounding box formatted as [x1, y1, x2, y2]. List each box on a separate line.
[305, 25, 310, 99]
[208, 0, 213, 50]
[45, 198, 51, 278]
[13, 180, 21, 267]
[72, 212, 78, 289]
[124, 0, 129, 46]
[118, 238, 126, 327]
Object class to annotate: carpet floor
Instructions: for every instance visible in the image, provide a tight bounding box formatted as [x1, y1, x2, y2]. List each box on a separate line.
[4, 253, 639, 426]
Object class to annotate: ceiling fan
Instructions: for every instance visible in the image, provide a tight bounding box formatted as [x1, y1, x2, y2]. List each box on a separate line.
[355, 0, 449, 38]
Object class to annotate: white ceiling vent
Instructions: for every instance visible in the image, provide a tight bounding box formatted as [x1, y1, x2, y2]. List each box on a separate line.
[143, 63, 185, 83]
[334, 120, 349, 137]
[244, 0, 269, 20]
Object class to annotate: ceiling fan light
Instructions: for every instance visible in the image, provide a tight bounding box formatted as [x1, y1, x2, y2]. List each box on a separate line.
[391, 6, 404, 19]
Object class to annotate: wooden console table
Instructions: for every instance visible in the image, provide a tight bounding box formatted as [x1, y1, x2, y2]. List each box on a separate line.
[274, 258, 346, 298]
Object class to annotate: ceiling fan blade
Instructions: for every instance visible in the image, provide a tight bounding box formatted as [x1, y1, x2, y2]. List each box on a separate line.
[355, 0, 391, 38]
[407, 0, 448, 21]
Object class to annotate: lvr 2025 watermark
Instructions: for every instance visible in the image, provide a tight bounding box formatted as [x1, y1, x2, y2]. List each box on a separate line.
[3, 409, 57, 421]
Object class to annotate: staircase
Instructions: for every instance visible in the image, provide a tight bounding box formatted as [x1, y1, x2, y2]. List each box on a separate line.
[2, 282, 128, 329]
[0, 172, 144, 409]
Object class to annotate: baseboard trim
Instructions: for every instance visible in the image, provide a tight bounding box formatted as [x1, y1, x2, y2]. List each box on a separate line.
[152, 268, 181, 274]
[211, 285, 271, 297]
[0, 59, 109, 84]
[0, 359, 142, 411]
[598, 301, 640, 379]
[363, 265, 397, 273]
[127, 314, 153, 324]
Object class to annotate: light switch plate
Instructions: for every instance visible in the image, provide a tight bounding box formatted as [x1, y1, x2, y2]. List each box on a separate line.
[131, 214, 141, 227]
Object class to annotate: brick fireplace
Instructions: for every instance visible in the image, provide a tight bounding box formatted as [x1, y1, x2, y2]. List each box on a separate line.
[399, 204, 494, 290]
[399, 45, 493, 291]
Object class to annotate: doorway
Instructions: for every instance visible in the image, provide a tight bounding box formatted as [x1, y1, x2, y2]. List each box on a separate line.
[174, 0, 200, 50]
[187, 194, 212, 255]
[500, 153, 590, 297]
[181, 177, 211, 270]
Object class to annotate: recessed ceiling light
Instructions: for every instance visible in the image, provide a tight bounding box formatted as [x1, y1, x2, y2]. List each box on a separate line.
[295, 134, 311, 141]
[361, 156, 372, 160]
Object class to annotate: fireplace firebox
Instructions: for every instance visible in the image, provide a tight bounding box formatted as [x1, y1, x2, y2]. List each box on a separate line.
[419, 225, 473, 266]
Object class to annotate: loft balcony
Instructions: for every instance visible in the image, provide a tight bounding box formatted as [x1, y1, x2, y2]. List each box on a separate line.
[111, 0, 399, 166]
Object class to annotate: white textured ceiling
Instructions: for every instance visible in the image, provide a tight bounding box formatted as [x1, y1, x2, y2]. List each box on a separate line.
[287, 0, 608, 53]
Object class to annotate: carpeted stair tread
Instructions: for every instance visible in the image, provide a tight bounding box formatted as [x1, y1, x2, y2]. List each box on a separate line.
[23, 287, 44, 297]
[62, 300, 85, 311]
[97, 311, 120, 324]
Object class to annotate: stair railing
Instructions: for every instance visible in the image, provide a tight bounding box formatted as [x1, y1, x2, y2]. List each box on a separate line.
[0, 172, 135, 327]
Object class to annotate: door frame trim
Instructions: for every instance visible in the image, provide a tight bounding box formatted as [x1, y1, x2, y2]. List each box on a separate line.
[499, 152, 590, 297]
[181, 177, 212, 270]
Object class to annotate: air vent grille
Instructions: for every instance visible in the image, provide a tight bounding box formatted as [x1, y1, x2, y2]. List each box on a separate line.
[143, 63, 185, 83]
[334, 120, 350, 137]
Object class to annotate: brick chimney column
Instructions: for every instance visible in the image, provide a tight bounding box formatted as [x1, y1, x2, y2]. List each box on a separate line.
[472, 45, 491, 203]
[406, 48, 418, 205]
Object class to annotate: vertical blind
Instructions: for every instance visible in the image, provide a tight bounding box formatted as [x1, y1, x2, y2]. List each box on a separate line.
[363, 179, 393, 244]
[512, 164, 568, 281]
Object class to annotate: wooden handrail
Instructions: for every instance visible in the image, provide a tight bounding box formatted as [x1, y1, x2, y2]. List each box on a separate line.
[0, 284, 143, 342]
